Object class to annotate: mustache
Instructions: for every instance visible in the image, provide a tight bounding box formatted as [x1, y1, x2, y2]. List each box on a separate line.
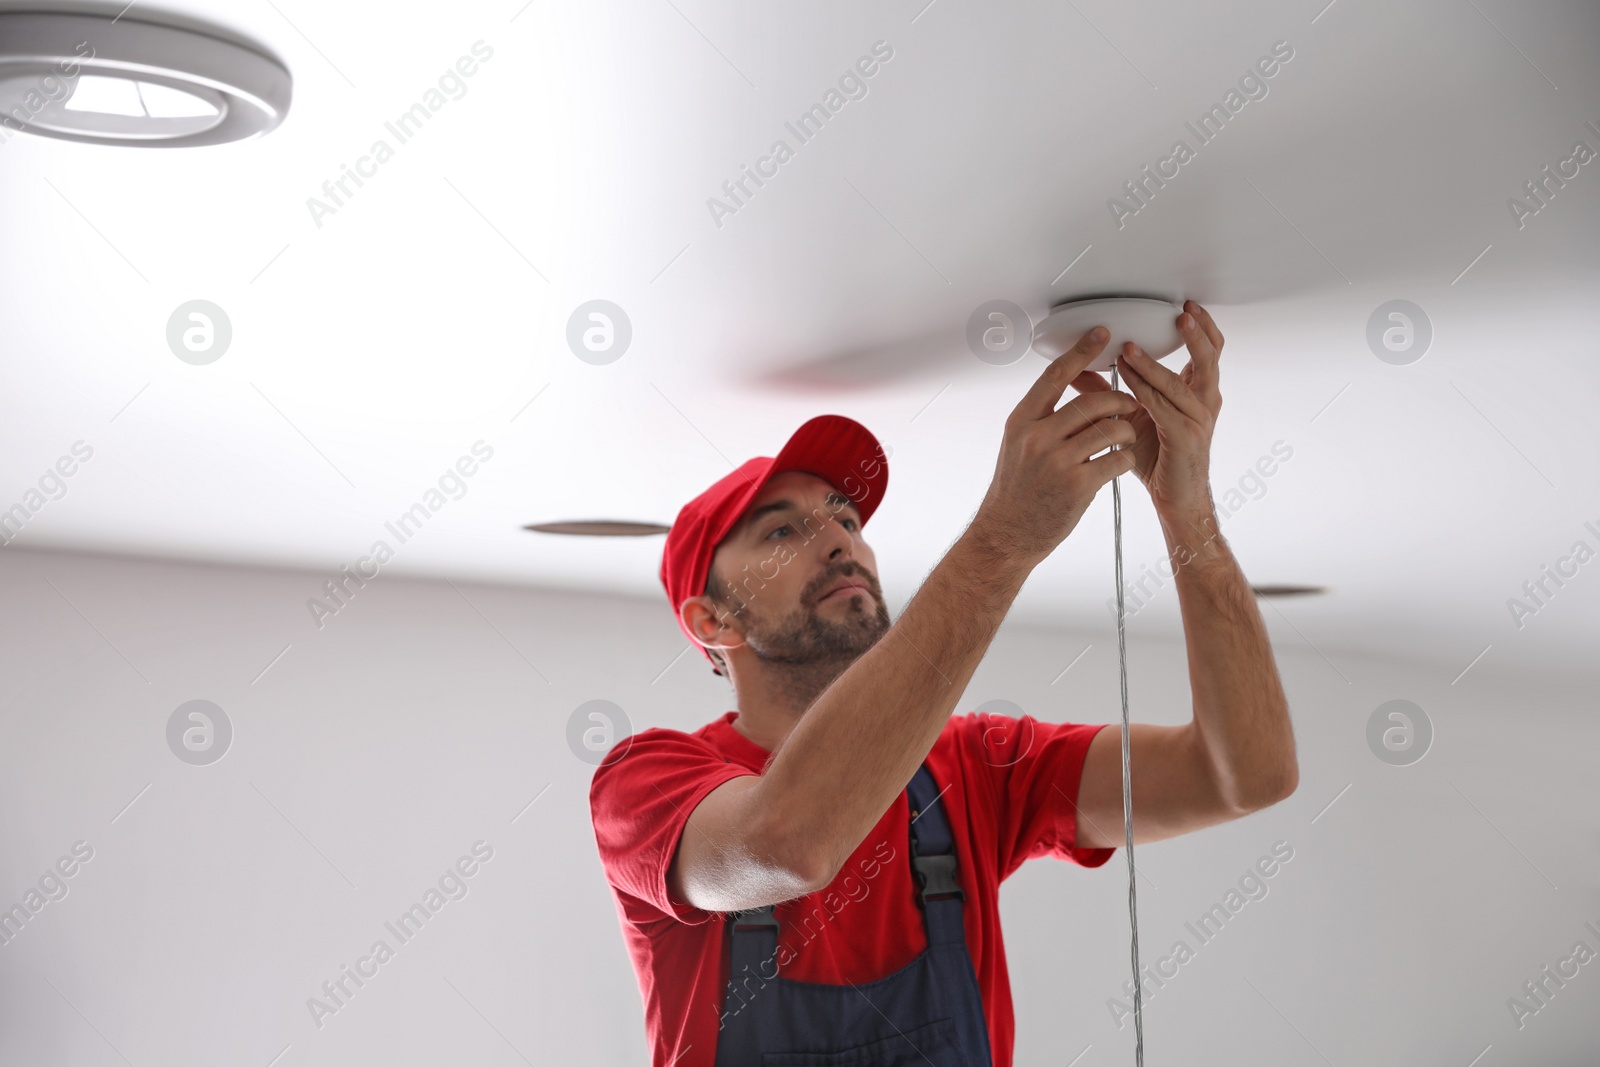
[811, 565, 880, 604]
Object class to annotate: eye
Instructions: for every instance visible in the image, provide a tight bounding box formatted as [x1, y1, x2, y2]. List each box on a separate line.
[767, 523, 792, 539]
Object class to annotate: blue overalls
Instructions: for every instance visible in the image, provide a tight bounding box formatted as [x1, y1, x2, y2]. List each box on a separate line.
[712, 764, 995, 1066]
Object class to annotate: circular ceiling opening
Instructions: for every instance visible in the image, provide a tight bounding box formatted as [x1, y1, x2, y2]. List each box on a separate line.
[0, 11, 290, 147]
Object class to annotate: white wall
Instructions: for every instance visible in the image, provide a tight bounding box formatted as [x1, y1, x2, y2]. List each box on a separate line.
[0, 545, 1594, 1065]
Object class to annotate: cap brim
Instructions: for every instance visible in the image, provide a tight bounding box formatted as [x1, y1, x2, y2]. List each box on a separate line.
[747, 414, 888, 534]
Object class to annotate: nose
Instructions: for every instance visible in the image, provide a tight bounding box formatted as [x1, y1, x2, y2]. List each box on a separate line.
[814, 507, 856, 563]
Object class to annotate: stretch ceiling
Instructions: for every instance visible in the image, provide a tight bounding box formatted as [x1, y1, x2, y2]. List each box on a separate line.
[1, 0, 1597, 678]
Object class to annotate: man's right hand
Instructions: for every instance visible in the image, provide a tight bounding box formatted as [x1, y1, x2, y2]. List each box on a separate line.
[972, 325, 1140, 566]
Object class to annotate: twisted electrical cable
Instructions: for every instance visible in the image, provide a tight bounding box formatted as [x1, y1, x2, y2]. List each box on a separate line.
[1108, 364, 1144, 1066]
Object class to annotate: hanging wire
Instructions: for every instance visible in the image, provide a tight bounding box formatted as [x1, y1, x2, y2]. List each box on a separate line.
[1109, 364, 1144, 1065]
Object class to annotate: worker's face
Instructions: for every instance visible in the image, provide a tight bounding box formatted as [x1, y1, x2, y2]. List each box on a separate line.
[696, 471, 889, 669]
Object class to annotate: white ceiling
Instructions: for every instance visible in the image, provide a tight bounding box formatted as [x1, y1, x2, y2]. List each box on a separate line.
[3, 0, 1598, 678]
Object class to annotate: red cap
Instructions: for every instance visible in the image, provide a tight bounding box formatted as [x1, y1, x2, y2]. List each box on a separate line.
[660, 414, 890, 675]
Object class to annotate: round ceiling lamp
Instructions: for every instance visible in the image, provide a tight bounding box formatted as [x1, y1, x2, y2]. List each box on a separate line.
[1032, 295, 1185, 372]
[523, 521, 672, 536]
[0, 11, 290, 147]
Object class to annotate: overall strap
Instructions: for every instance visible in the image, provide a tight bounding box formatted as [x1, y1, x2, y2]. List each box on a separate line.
[905, 763, 967, 947]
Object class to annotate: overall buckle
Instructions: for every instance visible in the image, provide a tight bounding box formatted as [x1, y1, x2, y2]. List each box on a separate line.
[728, 904, 779, 931]
[912, 852, 963, 903]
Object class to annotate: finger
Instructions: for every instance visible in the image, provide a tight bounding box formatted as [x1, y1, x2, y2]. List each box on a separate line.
[1179, 303, 1222, 402]
[1017, 326, 1111, 422]
[1063, 413, 1137, 464]
[1176, 311, 1218, 369]
[1083, 439, 1138, 488]
[1117, 354, 1181, 427]
[1184, 300, 1224, 353]
[1119, 344, 1207, 424]
[1069, 369, 1112, 395]
[1043, 386, 1137, 439]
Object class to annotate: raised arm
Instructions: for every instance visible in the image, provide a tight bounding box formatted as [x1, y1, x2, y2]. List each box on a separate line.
[1071, 301, 1298, 851]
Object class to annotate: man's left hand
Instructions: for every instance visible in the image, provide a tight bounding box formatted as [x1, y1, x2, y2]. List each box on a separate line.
[1068, 299, 1224, 520]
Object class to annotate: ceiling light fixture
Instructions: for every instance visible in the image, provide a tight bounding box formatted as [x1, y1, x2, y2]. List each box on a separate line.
[522, 521, 671, 536]
[0, 11, 290, 147]
[1032, 295, 1185, 371]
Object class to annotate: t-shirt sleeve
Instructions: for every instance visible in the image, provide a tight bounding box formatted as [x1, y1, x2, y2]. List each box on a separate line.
[964, 712, 1117, 879]
[589, 728, 757, 925]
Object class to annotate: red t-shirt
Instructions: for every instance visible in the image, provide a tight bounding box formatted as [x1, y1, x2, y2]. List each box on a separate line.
[589, 710, 1116, 1067]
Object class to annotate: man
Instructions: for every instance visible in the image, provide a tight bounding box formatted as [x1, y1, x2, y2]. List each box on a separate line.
[589, 301, 1298, 1067]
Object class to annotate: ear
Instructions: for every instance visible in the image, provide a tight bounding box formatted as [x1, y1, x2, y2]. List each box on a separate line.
[680, 595, 746, 658]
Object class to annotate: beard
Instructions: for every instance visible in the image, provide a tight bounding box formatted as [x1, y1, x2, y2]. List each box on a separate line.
[739, 574, 891, 709]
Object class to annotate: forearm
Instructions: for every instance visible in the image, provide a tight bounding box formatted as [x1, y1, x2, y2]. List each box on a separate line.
[1160, 506, 1297, 811]
[758, 521, 1032, 883]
